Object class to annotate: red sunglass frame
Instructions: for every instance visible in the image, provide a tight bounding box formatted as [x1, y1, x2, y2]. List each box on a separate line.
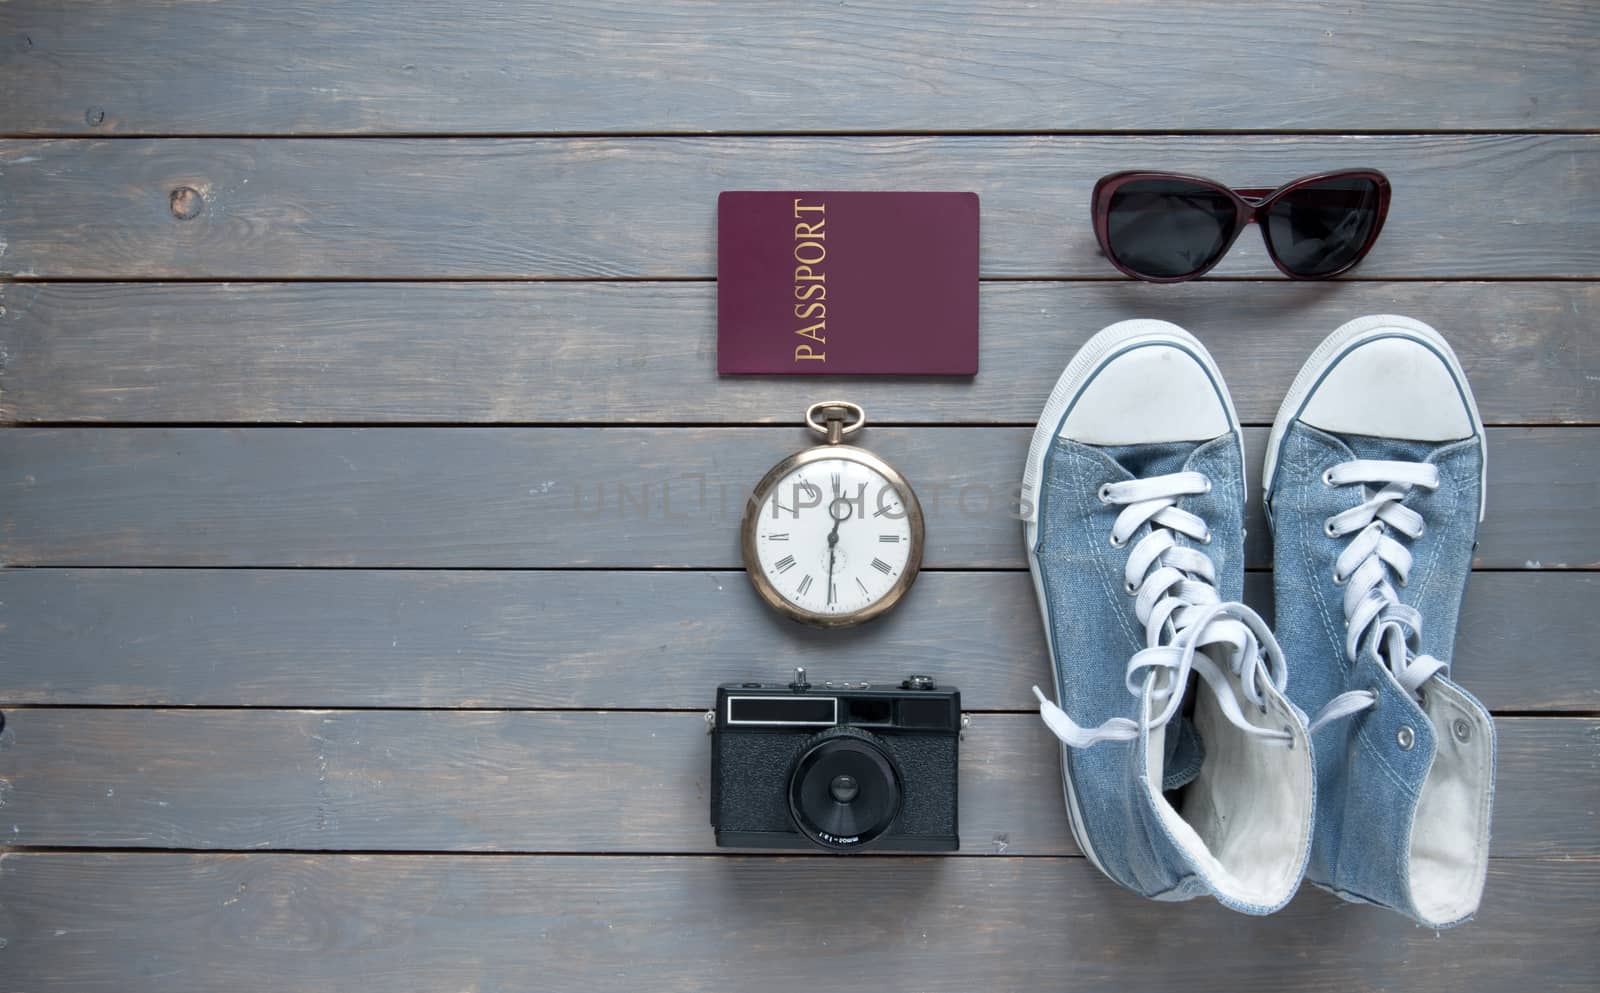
[1091, 168, 1392, 283]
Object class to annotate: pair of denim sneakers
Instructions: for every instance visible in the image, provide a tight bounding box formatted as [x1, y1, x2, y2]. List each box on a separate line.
[1023, 315, 1494, 927]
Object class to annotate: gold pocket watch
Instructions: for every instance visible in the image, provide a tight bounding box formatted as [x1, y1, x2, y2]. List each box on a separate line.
[741, 401, 925, 627]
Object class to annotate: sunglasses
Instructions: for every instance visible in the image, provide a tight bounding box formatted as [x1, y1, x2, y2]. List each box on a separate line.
[1091, 169, 1391, 282]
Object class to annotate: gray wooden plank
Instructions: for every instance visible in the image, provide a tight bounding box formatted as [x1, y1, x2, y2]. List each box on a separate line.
[0, 710, 1587, 857]
[0, 710, 1072, 855]
[0, 853, 1592, 993]
[0, 427, 1590, 568]
[0, 570, 1589, 713]
[0, 135, 1595, 279]
[2, 1, 1594, 134]
[2, 281, 1593, 426]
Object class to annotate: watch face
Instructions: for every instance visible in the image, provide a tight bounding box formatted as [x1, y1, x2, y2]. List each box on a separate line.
[746, 453, 919, 623]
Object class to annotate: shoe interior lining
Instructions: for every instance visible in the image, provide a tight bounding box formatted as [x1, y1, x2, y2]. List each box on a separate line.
[1409, 681, 1493, 926]
[1145, 664, 1312, 910]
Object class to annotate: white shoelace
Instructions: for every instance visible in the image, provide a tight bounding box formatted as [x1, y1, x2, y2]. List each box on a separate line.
[1322, 459, 1447, 702]
[1034, 471, 1316, 750]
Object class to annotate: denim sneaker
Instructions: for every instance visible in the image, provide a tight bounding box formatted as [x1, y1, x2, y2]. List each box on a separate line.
[1023, 319, 1315, 914]
[1264, 314, 1495, 928]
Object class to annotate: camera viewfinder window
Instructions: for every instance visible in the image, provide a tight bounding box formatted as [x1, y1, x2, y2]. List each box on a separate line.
[728, 697, 837, 725]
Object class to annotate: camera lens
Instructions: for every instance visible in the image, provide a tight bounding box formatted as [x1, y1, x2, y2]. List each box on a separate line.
[829, 774, 860, 804]
[788, 727, 902, 850]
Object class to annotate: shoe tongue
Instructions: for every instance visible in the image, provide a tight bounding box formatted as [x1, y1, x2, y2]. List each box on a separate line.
[1099, 440, 1204, 481]
[1158, 641, 1244, 793]
[1162, 715, 1206, 792]
[1327, 432, 1438, 464]
[1104, 437, 1210, 793]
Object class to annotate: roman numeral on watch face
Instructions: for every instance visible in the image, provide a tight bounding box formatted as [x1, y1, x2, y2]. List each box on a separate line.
[797, 574, 813, 596]
[775, 554, 797, 574]
[871, 557, 893, 575]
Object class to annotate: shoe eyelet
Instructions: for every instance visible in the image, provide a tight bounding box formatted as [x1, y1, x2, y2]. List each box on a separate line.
[1199, 530, 1213, 545]
[1396, 726, 1415, 750]
[1331, 570, 1346, 586]
[1201, 478, 1213, 495]
[1453, 718, 1472, 743]
[1322, 468, 1336, 487]
[1097, 483, 1114, 504]
[1124, 580, 1138, 595]
[1323, 520, 1339, 538]
[1415, 522, 1426, 538]
[1108, 533, 1126, 549]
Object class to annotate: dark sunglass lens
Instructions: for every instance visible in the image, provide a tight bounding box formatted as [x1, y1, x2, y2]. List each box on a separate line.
[1266, 177, 1382, 277]
[1104, 179, 1237, 279]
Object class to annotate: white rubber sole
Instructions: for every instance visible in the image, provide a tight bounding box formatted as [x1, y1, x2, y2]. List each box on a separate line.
[1021, 319, 1242, 878]
[1262, 314, 1487, 521]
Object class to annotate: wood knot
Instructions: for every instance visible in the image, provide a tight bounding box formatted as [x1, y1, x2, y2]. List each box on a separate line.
[170, 186, 204, 220]
[85, 106, 106, 126]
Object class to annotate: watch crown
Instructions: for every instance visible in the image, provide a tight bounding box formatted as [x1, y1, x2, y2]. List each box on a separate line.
[790, 667, 811, 691]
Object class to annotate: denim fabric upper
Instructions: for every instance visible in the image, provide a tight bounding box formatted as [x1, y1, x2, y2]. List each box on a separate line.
[1268, 421, 1496, 927]
[1036, 432, 1304, 910]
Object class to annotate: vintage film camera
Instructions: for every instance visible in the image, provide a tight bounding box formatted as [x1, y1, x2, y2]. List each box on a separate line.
[709, 668, 962, 852]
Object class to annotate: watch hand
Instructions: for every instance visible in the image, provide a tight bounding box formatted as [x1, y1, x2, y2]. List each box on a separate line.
[826, 513, 841, 601]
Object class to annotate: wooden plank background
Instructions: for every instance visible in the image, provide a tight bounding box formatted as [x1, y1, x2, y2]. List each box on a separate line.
[0, 427, 1592, 568]
[0, 570, 1590, 711]
[0, 2, 1596, 991]
[0, 710, 1591, 857]
[1, 1, 1594, 133]
[1, 136, 1596, 279]
[1, 281, 1594, 425]
[1, 856, 1592, 993]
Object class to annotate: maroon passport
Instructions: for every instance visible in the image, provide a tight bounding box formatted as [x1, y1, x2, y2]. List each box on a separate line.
[717, 191, 979, 375]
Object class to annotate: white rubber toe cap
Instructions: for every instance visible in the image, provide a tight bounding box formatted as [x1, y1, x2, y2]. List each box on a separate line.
[1298, 332, 1475, 442]
[1060, 339, 1230, 446]
[1022, 318, 1242, 524]
[1262, 314, 1486, 519]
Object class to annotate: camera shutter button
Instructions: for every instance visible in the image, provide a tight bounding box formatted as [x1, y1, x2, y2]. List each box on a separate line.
[902, 675, 936, 691]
